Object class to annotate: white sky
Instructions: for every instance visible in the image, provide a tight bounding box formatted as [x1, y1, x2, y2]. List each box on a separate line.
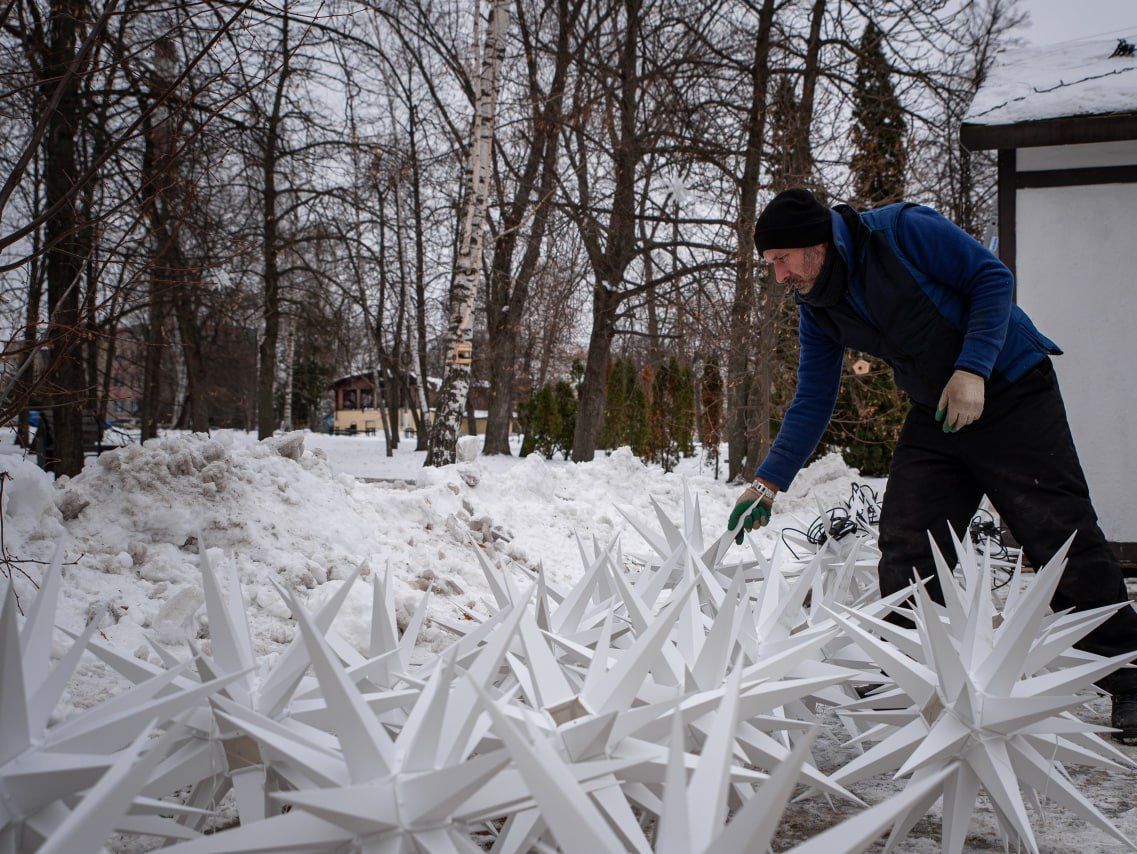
[1017, 0, 1137, 46]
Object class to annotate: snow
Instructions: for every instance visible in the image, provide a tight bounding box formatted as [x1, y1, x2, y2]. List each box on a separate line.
[2, 427, 1135, 850]
[964, 38, 1137, 126]
[0, 427, 871, 687]
[0, 428, 858, 670]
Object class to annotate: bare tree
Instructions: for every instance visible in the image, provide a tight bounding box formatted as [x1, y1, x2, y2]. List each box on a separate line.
[426, 0, 510, 467]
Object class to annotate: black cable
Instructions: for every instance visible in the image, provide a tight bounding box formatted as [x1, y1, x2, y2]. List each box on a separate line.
[781, 484, 1022, 593]
[968, 508, 1019, 590]
[781, 501, 863, 558]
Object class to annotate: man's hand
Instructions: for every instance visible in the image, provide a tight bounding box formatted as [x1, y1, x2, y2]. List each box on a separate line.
[727, 481, 777, 545]
[936, 369, 985, 433]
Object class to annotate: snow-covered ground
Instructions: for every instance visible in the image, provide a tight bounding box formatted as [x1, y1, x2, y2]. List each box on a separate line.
[0, 427, 865, 667]
[2, 427, 1134, 850]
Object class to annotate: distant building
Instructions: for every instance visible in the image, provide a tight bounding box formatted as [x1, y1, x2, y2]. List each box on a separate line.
[328, 371, 508, 437]
[962, 36, 1137, 563]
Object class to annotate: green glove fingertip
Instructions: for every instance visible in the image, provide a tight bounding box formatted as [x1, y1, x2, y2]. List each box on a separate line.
[935, 407, 945, 422]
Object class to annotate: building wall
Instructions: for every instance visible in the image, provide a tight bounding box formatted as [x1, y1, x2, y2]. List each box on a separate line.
[333, 408, 418, 434]
[331, 408, 490, 436]
[1014, 143, 1137, 542]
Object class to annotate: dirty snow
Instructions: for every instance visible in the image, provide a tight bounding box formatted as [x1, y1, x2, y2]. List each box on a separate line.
[0, 430, 858, 671]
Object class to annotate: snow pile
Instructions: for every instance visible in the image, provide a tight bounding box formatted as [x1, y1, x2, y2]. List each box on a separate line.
[2, 431, 866, 671]
[1, 454, 65, 541]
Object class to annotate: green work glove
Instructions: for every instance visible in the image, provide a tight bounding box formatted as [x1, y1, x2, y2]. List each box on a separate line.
[727, 485, 775, 545]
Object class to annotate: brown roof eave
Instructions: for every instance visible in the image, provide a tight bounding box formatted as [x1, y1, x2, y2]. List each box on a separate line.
[960, 111, 1137, 152]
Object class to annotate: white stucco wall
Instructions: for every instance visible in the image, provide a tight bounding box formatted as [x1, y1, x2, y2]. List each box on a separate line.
[1017, 141, 1137, 171]
[1015, 158, 1137, 542]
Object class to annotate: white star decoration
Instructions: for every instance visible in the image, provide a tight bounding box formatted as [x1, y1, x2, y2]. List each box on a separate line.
[828, 531, 1137, 853]
[2, 489, 1133, 852]
[0, 547, 242, 851]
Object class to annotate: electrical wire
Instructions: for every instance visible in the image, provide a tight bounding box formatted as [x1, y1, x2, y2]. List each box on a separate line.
[780, 482, 883, 560]
[781, 483, 1021, 590]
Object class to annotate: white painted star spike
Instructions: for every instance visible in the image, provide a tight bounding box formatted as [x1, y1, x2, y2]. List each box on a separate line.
[467, 673, 627, 852]
[830, 533, 1137, 852]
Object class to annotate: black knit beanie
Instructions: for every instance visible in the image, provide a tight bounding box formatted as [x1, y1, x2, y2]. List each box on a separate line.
[754, 188, 832, 252]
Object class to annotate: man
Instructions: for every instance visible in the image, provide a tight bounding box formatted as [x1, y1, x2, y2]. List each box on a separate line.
[726, 188, 1137, 740]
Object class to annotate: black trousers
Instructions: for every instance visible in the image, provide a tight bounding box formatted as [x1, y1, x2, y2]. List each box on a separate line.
[877, 358, 1137, 694]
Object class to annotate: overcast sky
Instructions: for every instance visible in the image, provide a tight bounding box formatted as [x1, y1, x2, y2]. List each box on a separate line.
[1018, 0, 1137, 46]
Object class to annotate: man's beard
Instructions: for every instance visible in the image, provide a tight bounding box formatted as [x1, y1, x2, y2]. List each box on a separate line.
[787, 246, 827, 293]
[787, 274, 814, 291]
[794, 245, 845, 308]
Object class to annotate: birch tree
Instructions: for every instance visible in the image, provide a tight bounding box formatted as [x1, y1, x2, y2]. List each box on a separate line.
[425, 0, 509, 467]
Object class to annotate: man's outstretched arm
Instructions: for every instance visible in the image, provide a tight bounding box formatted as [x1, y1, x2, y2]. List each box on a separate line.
[728, 309, 842, 542]
[755, 309, 843, 491]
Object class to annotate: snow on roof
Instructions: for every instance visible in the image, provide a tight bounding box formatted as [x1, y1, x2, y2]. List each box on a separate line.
[333, 369, 425, 387]
[965, 37, 1137, 127]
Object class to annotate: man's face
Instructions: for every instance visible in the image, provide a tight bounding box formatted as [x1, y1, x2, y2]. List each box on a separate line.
[761, 244, 828, 295]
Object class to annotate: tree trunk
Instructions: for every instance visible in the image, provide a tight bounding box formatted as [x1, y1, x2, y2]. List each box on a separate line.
[257, 10, 291, 440]
[387, 368, 401, 449]
[571, 0, 642, 462]
[390, 180, 414, 452]
[140, 274, 166, 442]
[407, 322, 430, 449]
[374, 365, 393, 457]
[280, 319, 294, 431]
[42, 0, 88, 475]
[746, 0, 825, 479]
[425, 0, 509, 467]
[18, 186, 45, 447]
[571, 286, 619, 461]
[409, 106, 431, 452]
[173, 283, 208, 432]
[727, 0, 776, 482]
[141, 35, 210, 434]
[482, 0, 577, 456]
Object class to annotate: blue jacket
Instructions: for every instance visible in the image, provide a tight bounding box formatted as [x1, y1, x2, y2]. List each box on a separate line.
[756, 202, 1061, 491]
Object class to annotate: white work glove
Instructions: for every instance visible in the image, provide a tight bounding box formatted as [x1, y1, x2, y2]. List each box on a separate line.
[935, 369, 985, 433]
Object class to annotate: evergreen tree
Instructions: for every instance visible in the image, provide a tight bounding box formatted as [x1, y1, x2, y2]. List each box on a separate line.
[603, 359, 628, 451]
[552, 380, 577, 459]
[646, 357, 696, 473]
[526, 384, 561, 460]
[817, 356, 909, 476]
[647, 361, 668, 470]
[603, 358, 651, 455]
[518, 394, 536, 457]
[823, 21, 911, 473]
[627, 366, 649, 456]
[673, 360, 696, 458]
[521, 380, 579, 460]
[851, 22, 907, 208]
[700, 355, 724, 479]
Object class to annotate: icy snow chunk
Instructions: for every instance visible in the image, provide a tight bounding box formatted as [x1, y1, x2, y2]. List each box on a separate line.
[154, 585, 205, 643]
[265, 430, 306, 461]
[56, 489, 90, 521]
[456, 435, 481, 462]
[0, 456, 55, 522]
[200, 440, 227, 463]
